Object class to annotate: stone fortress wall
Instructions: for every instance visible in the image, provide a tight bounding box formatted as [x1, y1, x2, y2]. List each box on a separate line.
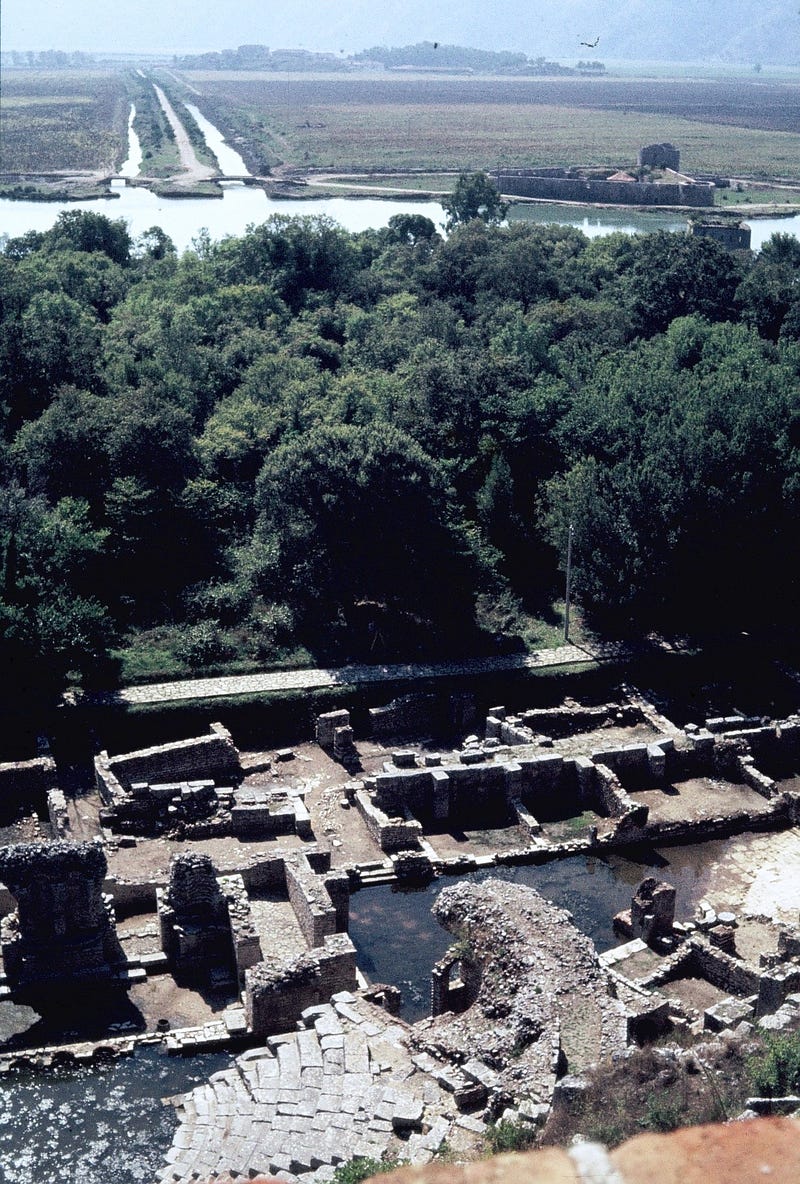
[497, 172, 714, 207]
[495, 142, 721, 208]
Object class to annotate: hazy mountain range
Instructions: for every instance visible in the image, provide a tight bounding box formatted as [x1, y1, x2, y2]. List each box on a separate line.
[2, 0, 799, 65]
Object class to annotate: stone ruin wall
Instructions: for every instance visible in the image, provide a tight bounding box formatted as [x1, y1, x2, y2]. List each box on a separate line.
[488, 701, 645, 742]
[95, 722, 240, 799]
[284, 855, 340, 948]
[344, 696, 800, 856]
[245, 933, 358, 1036]
[0, 840, 123, 993]
[0, 754, 57, 802]
[431, 944, 484, 1017]
[0, 754, 59, 833]
[368, 694, 440, 740]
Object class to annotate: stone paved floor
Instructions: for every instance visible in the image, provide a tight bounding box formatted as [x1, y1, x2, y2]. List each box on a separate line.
[77, 643, 621, 709]
[158, 992, 484, 1184]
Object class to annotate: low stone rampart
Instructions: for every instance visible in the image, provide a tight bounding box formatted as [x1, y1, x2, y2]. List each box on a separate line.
[593, 763, 647, 827]
[0, 755, 57, 818]
[486, 701, 645, 742]
[285, 854, 339, 948]
[219, 873, 263, 984]
[689, 938, 761, 998]
[355, 786, 423, 851]
[592, 739, 674, 786]
[46, 787, 69, 837]
[369, 694, 438, 739]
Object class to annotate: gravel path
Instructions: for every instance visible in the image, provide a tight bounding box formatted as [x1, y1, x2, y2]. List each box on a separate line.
[76, 641, 629, 709]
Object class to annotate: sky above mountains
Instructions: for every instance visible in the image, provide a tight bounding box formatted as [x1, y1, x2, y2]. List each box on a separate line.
[2, 0, 798, 64]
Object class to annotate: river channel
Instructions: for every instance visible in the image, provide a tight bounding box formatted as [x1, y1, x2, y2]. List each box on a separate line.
[2, 100, 799, 251]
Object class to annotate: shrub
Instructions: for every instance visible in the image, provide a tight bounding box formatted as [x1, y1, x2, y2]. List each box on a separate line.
[174, 620, 233, 668]
[332, 1157, 400, 1184]
[748, 1032, 800, 1097]
[485, 1119, 537, 1154]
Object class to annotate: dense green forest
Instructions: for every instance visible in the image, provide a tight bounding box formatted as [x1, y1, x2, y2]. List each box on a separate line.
[3, 199, 800, 701]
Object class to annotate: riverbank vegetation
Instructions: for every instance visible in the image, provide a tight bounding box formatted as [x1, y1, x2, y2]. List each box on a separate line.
[127, 73, 181, 177]
[3, 203, 800, 703]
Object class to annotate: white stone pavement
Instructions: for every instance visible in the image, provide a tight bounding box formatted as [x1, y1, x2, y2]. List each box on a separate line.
[158, 992, 485, 1184]
[79, 643, 630, 709]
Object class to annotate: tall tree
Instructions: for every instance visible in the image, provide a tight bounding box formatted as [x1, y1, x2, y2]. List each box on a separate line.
[441, 173, 508, 231]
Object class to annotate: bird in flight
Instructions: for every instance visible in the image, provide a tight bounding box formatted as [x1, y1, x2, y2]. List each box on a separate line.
[580, 36, 600, 47]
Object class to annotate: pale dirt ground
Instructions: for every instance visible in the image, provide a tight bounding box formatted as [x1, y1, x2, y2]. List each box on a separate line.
[625, 776, 774, 825]
[663, 975, 731, 1014]
[553, 721, 661, 757]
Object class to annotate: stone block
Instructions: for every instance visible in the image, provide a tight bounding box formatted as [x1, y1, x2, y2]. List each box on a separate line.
[316, 711, 351, 748]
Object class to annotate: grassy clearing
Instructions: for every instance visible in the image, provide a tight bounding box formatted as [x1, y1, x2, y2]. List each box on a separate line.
[110, 622, 316, 686]
[188, 74, 800, 179]
[109, 594, 582, 688]
[715, 187, 800, 206]
[332, 173, 459, 192]
[0, 69, 128, 173]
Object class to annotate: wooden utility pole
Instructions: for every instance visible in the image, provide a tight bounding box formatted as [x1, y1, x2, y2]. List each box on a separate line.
[564, 522, 574, 642]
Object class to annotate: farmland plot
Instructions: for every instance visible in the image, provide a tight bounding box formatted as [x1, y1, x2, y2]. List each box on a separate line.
[185, 74, 800, 179]
[0, 70, 128, 174]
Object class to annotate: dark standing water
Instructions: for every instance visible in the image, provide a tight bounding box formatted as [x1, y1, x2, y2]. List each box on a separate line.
[0, 1046, 232, 1184]
[348, 842, 727, 1021]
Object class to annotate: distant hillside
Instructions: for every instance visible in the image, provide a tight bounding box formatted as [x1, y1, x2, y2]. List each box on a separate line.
[558, 0, 800, 66]
[336, 0, 800, 68]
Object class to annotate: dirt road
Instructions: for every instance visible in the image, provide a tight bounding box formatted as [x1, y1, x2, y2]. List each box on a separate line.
[152, 84, 217, 184]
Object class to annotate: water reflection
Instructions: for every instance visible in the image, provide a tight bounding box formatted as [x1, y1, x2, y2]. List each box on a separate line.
[0, 185, 448, 253]
[349, 843, 725, 1022]
[118, 105, 142, 180]
[0, 1046, 231, 1184]
[185, 104, 250, 177]
[2, 184, 798, 254]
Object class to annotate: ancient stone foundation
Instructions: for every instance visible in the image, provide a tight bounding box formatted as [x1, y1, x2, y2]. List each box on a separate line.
[0, 840, 122, 994]
[95, 724, 310, 839]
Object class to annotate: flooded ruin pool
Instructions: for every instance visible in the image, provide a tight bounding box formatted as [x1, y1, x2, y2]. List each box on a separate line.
[348, 842, 738, 1021]
[0, 1046, 232, 1184]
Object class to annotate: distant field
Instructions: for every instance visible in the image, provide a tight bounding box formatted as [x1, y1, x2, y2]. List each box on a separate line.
[0, 70, 128, 173]
[332, 173, 459, 191]
[716, 186, 800, 206]
[185, 74, 800, 179]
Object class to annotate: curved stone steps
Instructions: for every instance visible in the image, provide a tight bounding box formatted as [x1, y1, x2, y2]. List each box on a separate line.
[159, 992, 477, 1183]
